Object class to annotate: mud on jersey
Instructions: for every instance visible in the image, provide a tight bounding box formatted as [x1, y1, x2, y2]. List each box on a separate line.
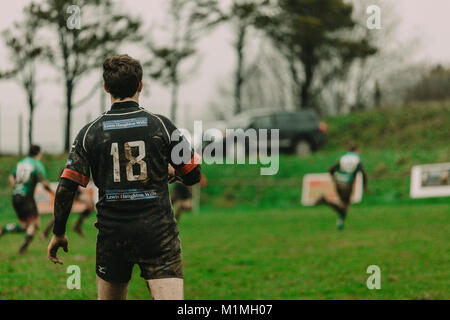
[61, 101, 199, 244]
[334, 152, 363, 184]
[12, 157, 47, 197]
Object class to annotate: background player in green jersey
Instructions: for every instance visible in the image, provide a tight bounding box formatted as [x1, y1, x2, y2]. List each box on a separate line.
[316, 142, 369, 230]
[0, 145, 54, 253]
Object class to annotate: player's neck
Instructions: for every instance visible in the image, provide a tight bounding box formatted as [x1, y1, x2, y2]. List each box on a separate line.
[110, 96, 139, 106]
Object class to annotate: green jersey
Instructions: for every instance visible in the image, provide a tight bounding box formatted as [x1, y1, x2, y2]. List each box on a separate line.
[12, 157, 47, 197]
[332, 152, 363, 184]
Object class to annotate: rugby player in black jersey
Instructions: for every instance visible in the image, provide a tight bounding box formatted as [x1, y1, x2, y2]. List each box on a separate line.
[47, 54, 201, 300]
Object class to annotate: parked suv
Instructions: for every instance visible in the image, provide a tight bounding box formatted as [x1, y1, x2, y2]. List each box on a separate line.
[217, 109, 327, 156]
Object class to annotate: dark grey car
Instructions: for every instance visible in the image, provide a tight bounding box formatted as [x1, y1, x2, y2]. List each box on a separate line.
[211, 109, 327, 157]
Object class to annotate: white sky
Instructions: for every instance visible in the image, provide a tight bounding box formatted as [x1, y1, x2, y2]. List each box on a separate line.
[0, 0, 449, 153]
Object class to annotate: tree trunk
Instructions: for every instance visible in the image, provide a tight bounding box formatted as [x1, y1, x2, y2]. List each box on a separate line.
[170, 78, 179, 123]
[28, 96, 34, 147]
[288, 51, 301, 110]
[234, 24, 247, 115]
[299, 49, 316, 111]
[64, 82, 73, 152]
[300, 61, 313, 110]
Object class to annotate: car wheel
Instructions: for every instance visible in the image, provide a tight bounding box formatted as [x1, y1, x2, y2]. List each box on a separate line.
[295, 140, 312, 157]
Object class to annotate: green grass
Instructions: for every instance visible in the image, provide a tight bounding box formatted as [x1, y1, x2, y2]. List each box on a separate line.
[0, 203, 448, 299]
[323, 100, 450, 151]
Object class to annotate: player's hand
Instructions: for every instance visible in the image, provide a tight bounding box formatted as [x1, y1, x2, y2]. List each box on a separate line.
[168, 165, 177, 184]
[48, 234, 69, 265]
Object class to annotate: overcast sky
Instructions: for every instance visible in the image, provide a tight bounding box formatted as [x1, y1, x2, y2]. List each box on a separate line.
[0, 0, 449, 153]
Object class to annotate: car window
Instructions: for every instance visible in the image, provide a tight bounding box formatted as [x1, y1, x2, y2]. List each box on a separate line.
[252, 116, 273, 129]
[275, 114, 302, 128]
[229, 115, 251, 129]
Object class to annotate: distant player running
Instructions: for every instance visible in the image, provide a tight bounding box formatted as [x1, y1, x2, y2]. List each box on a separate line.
[47, 54, 201, 300]
[0, 145, 53, 253]
[316, 142, 369, 230]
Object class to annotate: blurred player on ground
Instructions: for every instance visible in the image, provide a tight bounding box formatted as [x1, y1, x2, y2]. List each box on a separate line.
[0, 145, 53, 253]
[316, 142, 369, 230]
[47, 54, 201, 300]
[41, 169, 95, 239]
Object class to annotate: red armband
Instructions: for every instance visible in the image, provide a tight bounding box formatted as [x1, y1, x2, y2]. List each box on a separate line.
[176, 153, 201, 176]
[61, 168, 89, 187]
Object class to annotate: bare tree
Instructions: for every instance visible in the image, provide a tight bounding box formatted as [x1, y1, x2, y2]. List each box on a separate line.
[31, 0, 141, 151]
[319, 0, 419, 114]
[1, 4, 47, 146]
[145, 0, 222, 122]
[241, 39, 293, 111]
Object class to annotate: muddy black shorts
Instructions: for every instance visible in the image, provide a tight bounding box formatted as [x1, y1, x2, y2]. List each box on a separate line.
[95, 232, 183, 284]
[12, 194, 39, 223]
[335, 182, 353, 205]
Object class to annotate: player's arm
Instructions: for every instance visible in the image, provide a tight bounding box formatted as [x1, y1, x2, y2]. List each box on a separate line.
[359, 164, 369, 194]
[8, 174, 15, 190]
[41, 179, 54, 195]
[177, 166, 201, 186]
[159, 115, 202, 186]
[53, 179, 78, 236]
[48, 178, 76, 264]
[48, 126, 91, 265]
[36, 162, 54, 195]
[329, 163, 339, 180]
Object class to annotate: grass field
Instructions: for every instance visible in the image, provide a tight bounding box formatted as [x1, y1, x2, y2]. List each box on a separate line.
[0, 101, 449, 299]
[0, 202, 448, 299]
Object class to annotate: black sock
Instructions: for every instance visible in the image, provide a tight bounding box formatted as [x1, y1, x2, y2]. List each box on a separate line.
[81, 209, 91, 219]
[75, 209, 91, 227]
[19, 234, 34, 252]
[43, 219, 54, 237]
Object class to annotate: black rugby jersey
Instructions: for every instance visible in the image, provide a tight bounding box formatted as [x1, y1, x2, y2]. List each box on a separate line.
[61, 101, 200, 235]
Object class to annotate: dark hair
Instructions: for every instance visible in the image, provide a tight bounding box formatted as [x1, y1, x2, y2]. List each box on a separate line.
[29, 145, 41, 157]
[348, 141, 359, 152]
[103, 54, 143, 100]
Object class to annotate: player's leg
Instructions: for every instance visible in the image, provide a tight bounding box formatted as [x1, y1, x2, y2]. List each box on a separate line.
[336, 206, 348, 230]
[3, 196, 28, 237]
[174, 200, 193, 222]
[146, 278, 184, 300]
[41, 217, 54, 239]
[96, 234, 133, 300]
[72, 192, 94, 237]
[96, 276, 129, 300]
[335, 183, 352, 230]
[173, 200, 183, 222]
[140, 247, 184, 300]
[10, 195, 39, 252]
[19, 215, 40, 254]
[316, 197, 345, 213]
[0, 222, 24, 237]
